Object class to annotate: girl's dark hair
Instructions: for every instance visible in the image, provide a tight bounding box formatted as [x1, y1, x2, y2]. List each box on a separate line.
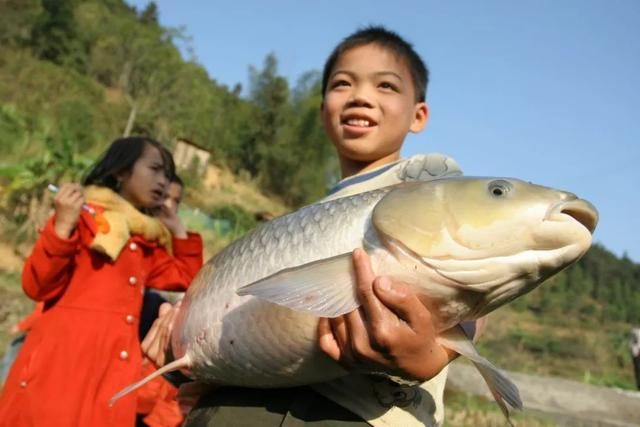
[322, 25, 429, 102]
[83, 136, 175, 192]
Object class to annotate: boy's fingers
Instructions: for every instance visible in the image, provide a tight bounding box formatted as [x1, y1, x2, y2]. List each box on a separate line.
[373, 278, 430, 330]
[328, 316, 348, 352]
[141, 319, 160, 353]
[141, 303, 177, 366]
[317, 318, 341, 361]
[352, 249, 390, 329]
[158, 301, 173, 316]
[329, 316, 357, 368]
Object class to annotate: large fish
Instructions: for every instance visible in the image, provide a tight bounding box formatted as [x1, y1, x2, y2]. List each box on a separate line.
[112, 177, 598, 422]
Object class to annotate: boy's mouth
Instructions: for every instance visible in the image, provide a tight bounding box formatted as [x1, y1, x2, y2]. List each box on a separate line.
[344, 118, 374, 127]
[341, 114, 377, 133]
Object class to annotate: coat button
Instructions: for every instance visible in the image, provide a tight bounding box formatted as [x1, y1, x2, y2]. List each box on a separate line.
[128, 276, 137, 286]
[20, 380, 27, 388]
[125, 315, 135, 324]
[119, 350, 129, 360]
[129, 242, 138, 251]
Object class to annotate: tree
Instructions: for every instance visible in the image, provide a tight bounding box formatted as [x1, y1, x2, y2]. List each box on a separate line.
[244, 53, 290, 177]
[0, 0, 41, 47]
[139, 1, 158, 25]
[30, 0, 88, 70]
[0, 130, 92, 244]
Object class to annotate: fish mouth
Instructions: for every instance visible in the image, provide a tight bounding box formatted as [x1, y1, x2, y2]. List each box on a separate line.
[547, 198, 598, 234]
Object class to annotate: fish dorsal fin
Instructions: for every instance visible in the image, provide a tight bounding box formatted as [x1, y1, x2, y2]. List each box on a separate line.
[236, 252, 359, 318]
[438, 326, 522, 426]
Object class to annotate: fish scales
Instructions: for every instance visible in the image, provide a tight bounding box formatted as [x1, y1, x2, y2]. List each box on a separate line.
[112, 177, 598, 424]
[174, 188, 392, 386]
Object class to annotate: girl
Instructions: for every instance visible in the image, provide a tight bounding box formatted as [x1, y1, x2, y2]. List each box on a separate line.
[0, 137, 203, 427]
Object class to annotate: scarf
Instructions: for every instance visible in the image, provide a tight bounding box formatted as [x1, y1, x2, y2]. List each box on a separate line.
[84, 186, 173, 260]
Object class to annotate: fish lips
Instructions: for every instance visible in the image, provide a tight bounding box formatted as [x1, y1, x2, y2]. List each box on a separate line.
[527, 197, 598, 261]
[546, 198, 598, 234]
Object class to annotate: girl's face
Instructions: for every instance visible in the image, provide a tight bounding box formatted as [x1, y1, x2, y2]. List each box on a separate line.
[117, 144, 169, 210]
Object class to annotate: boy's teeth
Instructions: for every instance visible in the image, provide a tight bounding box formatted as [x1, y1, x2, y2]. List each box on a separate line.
[347, 119, 371, 127]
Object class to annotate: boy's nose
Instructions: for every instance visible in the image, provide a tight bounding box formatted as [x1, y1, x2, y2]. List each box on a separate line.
[347, 88, 373, 108]
[346, 95, 373, 108]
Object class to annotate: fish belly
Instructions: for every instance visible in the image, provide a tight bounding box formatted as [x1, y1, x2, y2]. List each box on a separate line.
[174, 190, 390, 386]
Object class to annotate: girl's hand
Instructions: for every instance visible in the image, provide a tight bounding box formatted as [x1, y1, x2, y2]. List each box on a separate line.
[53, 183, 85, 239]
[317, 249, 456, 382]
[156, 204, 187, 239]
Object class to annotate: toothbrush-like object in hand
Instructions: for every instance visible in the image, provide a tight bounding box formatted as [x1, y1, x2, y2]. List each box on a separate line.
[47, 184, 96, 215]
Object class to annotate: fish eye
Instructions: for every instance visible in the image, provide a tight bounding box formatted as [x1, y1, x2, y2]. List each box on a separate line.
[488, 180, 513, 198]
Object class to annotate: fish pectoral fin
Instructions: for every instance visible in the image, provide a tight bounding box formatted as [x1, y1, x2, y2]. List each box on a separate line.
[438, 326, 522, 426]
[236, 252, 359, 318]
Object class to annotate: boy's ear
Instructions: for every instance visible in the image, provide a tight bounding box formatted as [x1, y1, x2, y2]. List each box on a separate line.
[409, 102, 429, 133]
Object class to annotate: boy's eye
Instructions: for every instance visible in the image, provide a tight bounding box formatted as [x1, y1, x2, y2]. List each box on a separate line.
[330, 80, 350, 89]
[379, 81, 398, 91]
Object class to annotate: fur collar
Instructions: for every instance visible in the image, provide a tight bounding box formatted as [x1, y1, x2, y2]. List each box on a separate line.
[85, 186, 172, 260]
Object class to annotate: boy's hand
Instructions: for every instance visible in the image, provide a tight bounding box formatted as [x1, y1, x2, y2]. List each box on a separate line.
[141, 301, 180, 367]
[156, 204, 187, 239]
[53, 183, 85, 239]
[317, 249, 456, 382]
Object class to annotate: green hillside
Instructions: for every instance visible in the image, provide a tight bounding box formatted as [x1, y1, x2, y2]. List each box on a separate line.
[1, 1, 638, 418]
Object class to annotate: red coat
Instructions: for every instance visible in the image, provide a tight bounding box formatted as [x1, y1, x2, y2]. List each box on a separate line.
[0, 209, 203, 427]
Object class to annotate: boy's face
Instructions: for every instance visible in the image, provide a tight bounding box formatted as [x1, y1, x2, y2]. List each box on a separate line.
[163, 182, 183, 215]
[321, 43, 428, 168]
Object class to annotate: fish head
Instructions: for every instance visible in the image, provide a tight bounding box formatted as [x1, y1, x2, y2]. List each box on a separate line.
[372, 177, 598, 315]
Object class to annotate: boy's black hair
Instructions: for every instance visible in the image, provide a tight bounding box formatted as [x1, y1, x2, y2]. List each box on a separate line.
[83, 136, 175, 192]
[171, 173, 184, 187]
[321, 25, 429, 102]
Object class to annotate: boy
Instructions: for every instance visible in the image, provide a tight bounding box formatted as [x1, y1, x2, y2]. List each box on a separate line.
[311, 25, 466, 426]
[147, 26, 475, 426]
[138, 173, 204, 427]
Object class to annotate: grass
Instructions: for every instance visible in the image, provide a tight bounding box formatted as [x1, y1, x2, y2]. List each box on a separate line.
[444, 389, 557, 427]
[476, 302, 637, 390]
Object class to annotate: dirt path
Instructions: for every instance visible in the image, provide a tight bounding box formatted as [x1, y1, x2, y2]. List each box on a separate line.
[447, 361, 640, 427]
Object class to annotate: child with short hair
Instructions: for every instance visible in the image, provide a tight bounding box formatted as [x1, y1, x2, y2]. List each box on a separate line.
[0, 137, 203, 427]
[137, 172, 204, 427]
[312, 25, 467, 427]
[178, 26, 471, 427]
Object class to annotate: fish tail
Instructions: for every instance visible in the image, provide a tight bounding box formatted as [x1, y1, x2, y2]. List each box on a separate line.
[109, 354, 192, 407]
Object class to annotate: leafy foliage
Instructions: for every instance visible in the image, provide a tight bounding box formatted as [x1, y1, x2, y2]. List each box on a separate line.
[0, 0, 337, 210]
[511, 243, 640, 325]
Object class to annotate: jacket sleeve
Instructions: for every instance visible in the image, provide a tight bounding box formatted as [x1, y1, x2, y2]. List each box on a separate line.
[146, 232, 204, 291]
[16, 302, 45, 332]
[22, 216, 80, 302]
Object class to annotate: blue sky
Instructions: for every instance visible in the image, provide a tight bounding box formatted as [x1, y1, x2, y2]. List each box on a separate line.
[128, 0, 640, 262]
